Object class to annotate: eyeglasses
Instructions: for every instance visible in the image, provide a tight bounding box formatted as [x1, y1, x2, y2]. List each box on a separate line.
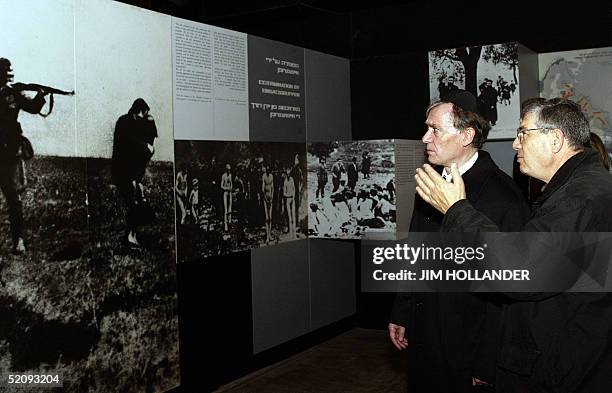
[515, 127, 553, 142]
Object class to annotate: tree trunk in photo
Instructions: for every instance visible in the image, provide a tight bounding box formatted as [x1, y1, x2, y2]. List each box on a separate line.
[455, 46, 482, 97]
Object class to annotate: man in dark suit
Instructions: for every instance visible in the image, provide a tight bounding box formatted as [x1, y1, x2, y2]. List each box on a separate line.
[388, 90, 530, 392]
[415, 98, 612, 393]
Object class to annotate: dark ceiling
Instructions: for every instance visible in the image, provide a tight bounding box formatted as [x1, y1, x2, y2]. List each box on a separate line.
[114, 1, 612, 140]
[116, 0, 612, 58]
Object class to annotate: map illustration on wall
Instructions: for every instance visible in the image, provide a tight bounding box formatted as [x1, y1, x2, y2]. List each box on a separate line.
[539, 47, 612, 166]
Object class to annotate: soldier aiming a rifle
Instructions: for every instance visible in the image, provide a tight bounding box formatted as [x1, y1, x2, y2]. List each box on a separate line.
[0, 57, 74, 254]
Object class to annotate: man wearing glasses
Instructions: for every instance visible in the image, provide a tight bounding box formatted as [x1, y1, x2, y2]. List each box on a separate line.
[414, 97, 612, 392]
[389, 90, 530, 393]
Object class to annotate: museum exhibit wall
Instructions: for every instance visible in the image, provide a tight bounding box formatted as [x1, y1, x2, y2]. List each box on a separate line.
[6, 0, 611, 389]
[352, 42, 540, 176]
[1, 1, 179, 392]
[0, 0, 354, 392]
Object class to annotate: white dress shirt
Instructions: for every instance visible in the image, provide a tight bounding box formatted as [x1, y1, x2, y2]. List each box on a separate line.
[441, 151, 479, 182]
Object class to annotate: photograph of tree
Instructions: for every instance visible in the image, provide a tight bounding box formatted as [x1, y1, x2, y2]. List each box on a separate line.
[429, 42, 521, 139]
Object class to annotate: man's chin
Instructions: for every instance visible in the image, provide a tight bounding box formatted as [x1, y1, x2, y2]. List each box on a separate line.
[425, 154, 439, 166]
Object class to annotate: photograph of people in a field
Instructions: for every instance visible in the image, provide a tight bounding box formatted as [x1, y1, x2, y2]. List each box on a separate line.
[0, 1, 179, 392]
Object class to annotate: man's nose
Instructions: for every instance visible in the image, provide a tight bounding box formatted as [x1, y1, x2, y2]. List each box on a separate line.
[512, 137, 521, 151]
[422, 130, 433, 143]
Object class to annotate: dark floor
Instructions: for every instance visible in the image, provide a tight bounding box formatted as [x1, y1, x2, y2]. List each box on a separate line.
[216, 328, 408, 393]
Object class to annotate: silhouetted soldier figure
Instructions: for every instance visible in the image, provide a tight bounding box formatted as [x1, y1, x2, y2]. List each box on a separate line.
[316, 157, 327, 199]
[496, 75, 504, 102]
[112, 98, 157, 248]
[361, 150, 371, 179]
[501, 83, 512, 106]
[347, 156, 358, 190]
[331, 158, 344, 192]
[0, 58, 45, 254]
[438, 75, 458, 101]
[478, 79, 499, 126]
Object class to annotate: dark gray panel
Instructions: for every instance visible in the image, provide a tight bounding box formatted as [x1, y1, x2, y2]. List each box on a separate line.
[251, 239, 310, 353]
[518, 43, 540, 103]
[483, 140, 515, 177]
[305, 49, 351, 141]
[351, 54, 429, 141]
[309, 239, 356, 330]
[248, 35, 306, 142]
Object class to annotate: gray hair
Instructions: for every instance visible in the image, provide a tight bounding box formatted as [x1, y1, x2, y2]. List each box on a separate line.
[520, 98, 590, 150]
[426, 101, 491, 149]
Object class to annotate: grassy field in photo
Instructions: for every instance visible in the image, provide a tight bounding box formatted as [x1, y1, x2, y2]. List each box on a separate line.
[0, 156, 179, 393]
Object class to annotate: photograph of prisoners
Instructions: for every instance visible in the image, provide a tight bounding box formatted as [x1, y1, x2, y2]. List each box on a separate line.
[429, 42, 520, 139]
[175, 140, 307, 262]
[0, 0, 179, 392]
[307, 140, 396, 239]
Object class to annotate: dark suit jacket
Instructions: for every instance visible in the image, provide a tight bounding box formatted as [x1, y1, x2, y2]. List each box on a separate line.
[390, 150, 530, 393]
[442, 150, 612, 393]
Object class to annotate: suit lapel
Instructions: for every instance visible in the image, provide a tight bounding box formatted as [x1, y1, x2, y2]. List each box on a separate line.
[462, 151, 497, 204]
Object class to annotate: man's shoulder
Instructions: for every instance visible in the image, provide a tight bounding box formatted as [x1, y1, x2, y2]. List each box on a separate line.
[483, 168, 525, 202]
[468, 152, 527, 208]
[467, 152, 518, 193]
[563, 165, 612, 206]
[469, 169, 529, 231]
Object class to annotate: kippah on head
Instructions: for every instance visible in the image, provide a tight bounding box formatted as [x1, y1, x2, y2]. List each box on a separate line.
[444, 89, 480, 116]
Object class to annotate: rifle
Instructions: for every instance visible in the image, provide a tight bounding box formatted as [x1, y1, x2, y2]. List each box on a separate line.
[11, 82, 75, 117]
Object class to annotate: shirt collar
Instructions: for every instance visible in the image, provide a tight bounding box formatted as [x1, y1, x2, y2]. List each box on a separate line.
[441, 151, 479, 182]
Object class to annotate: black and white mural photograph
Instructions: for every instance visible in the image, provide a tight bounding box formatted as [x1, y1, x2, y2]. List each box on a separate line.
[539, 46, 612, 170]
[429, 42, 520, 139]
[307, 140, 396, 239]
[0, 1, 179, 392]
[174, 140, 307, 262]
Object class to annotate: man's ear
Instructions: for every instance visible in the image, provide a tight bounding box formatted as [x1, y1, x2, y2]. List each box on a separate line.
[551, 128, 564, 153]
[461, 127, 476, 147]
